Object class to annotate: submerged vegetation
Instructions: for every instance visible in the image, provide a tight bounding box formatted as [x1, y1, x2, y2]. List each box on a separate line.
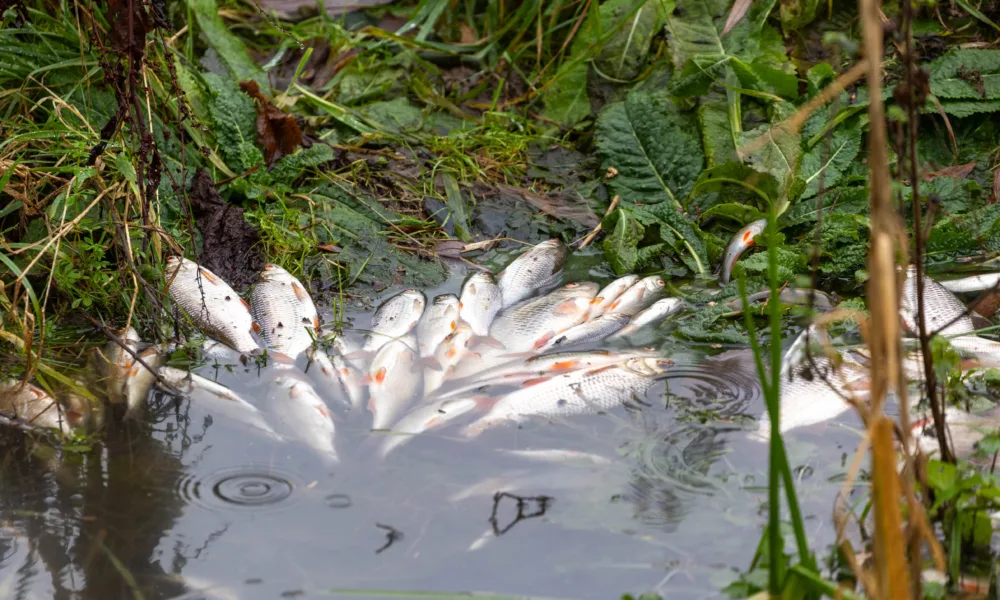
[3, 0, 1000, 596]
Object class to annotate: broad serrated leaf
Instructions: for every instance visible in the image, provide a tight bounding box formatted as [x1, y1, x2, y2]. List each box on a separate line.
[698, 89, 739, 166]
[633, 201, 709, 273]
[595, 0, 670, 80]
[780, 185, 868, 227]
[929, 49, 1000, 100]
[736, 103, 802, 211]
[926, 98, 1000, 118]
[665, 0, 730, 68]
[699, 202, 766, 225]
[188, 0, 266, 86]
[602, 208, 645, 273]
[687, 161, 779, 214]
[596, 91, 705, 208]
[800, 117, 862, 198]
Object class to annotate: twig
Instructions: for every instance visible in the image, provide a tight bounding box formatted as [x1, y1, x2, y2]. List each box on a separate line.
[84, 315, 182, 397]
[577, 195, 620, 249]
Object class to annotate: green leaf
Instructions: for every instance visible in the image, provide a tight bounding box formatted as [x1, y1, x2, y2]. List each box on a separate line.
[697, 89, 739, 166]
[187, 0, 266, 85]
[736, 102, 802, 212]
[699, 202, 766, 225]
[687, 162, 779, 214]
[929, 49, 1000, 100]
[927, 98, 1000, 118]
[602, 208, 645, 274]
[633, 200, 709, 273]
[595, 0, 669, 80]
[665, 0, 729, 69]
[596, 91, 704, 209]
[799, 117, 862, 198]
[780, 185, 868, 227]
[953, 0, 1000, 32]
[441, 173, 473, 242]
[204, 73, 260, 173]
[778, 0, 821, 31]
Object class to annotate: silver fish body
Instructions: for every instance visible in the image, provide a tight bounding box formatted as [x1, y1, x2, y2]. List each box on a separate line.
[459, 273, 502, 336]
[166, 257, 260, 353]
[423, 322, 475, 396]
[608, 298, 684, 339]
[416, 294, 461, 357]
[265, 374, 339, 462]
[364, 290, 426, 353]
[588, 275, 639, 319]
[946, 335, 1000, 367]
[542, 313, 631, 350]
[368, 336, 421, 429]
[913, 406, 1000, 460]
[605, 275, 666, 317]
[123, 345, 165, 419]
[99, 326, 142, 405]
[725, 288, 837, 312]
[302, 346, 355, 409]
[496, 239, 568, 307]
[901, 266, 975, 337]
[940, 273, 1000, 294]
[488, 282, 599, 352]
[460, 356, 672, 437]
[157, 366, 282, 440]
[721, 219, 767, 285]
[0, 380, 76, 434]
[376, 396, 481, 459]
[250, 264, 320, 358]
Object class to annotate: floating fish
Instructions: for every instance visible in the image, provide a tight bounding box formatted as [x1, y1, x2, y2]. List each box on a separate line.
[496, 239, 567, 307]
[459, 273, 502, 336]
[913, 406, 1000, 461]
[460, 356, 672, 437]
[123, 345, 165, 420]
[940, 272, 1000, 294]
[417, 294, 461, 357]
[423, 322, 476, 396]
[721, 218, 767, 285]
[165, 256, 260, 353]
[724, 288, 837, 312]
[265, 373, 338, 462]
[363, 289, 426, 353]
[608, 297, 684, 339]
[901, 265, 975, 337]
[98, 326, 142, 406]
[0, 380, 77, 434]
[605, 275, 666, 317]
[250, 264, 320, 358]
[489, 282, 598, 352]
[367, 336, 422, 429]
[302, 346, 354, 409]
[157, 366, 282, 440]
[588, 275, 640, 319]
[376, 396, 481, 459]
[541, 313, 631, 350]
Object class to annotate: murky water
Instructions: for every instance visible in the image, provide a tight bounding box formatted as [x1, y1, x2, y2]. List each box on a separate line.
[0, 250, 869, 599]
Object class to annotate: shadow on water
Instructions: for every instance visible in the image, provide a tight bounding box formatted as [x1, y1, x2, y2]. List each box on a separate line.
[0, 256, 865, 599]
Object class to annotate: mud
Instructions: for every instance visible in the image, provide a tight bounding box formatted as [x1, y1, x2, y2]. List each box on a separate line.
[188, 169, 265, 289]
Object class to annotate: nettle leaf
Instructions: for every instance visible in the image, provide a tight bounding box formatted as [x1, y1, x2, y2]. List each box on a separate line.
[736, 102, 802, 211]
[926, 99, 1000, 118]
[780, 185, 869, 227]
[800, 116, 862, 198]
[204, 73, 261, 173]
[929, 49, 1000, 100]
[595, 0, 671, 80]
[633, 201, 709, 274]
[698, 88, 739, 166]
[596, 91, 705, 207]
[928, 204, 1000, 257]
[665, 0, 730, 68]
[602, 208, 645, 273]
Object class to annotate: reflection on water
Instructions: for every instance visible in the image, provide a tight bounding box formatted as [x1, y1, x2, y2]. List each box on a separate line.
[0, 259, 863, 599]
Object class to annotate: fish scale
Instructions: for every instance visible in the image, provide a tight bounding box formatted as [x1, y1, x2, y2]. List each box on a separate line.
[364, 290, 426, 353]
[488, 281, 599, 353]
[460, 356, 672, 437]
[417, 294, 461, 357]
[588, 275, 639, 319]
[166, 257, 259, 354]
[459, 273, 502, 336]
[265, 373, 339, 463]
[250, 264, 320, 358]
[604, 275, 665, 317]
[901, 265, 975, 337]
[496, 239, 567, 307]
[541, 313, 630, 350]
[721, 219, 767, 284]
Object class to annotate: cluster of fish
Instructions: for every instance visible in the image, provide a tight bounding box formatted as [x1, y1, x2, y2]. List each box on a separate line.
[762, 264, 1000, 457]
[15, 240, 680, 462]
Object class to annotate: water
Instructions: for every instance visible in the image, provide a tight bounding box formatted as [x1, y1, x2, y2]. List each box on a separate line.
[0, 250, 869, 599]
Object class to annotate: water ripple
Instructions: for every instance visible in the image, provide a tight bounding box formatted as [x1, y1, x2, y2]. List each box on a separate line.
[663, 349, 762, 418]
[176, 467, 301, 512]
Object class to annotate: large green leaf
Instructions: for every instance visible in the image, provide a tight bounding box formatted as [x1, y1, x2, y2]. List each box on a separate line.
[698, 88, 739, 166]
[596, 91, 704, 208]
[665, 0, 729, 68]
[633, 200, 710, 273]
[188, 0, 266, 86]
[736, 102, 802, 212]
[799, 117, 862, 198]
[595, 0, 672, 80]
[929, 49, 1000, 100]
[602, 208, 645, 273]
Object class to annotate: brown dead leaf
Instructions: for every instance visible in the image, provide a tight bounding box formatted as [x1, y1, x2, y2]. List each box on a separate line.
[721, 0, 753, 35]
[239, 81, 303, 167]
[991, 168, 1000, 205]
[922, 161, 976, 181]
[459, 24, 478, 44]
[317, 244, 342, 253]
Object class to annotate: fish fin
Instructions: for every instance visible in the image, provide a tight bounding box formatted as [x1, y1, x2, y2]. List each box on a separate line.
[553, 299, 579, 315]
[199, 269, 221, 285]
[343, 350, 374, 362]
[291, 281, 309, 301]
[531, 332, 555, 350]
[467, 335, 506, 351]
[521, 376, 550, 387]
[251, 322, 262, 334]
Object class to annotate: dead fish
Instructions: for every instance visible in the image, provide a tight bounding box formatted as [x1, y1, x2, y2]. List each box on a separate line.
[367, 336, 422, 429]
[423, 322, 476, 396]
[489, 281, 599, 352]
[165, 256, 260, 353]
[750, 328, 870, 441]
[608, 298, 685, 339]
[940, 273, 1000, 294]
[157, 366, 282, 440]
[376, 396, 480, 459]
[723, 288, 837, 312]
[302, 346, 354, 409]
[720, 218, 767, 285]
[363, 289, 426, 353]
[459, 356, 673, 437]
[604, 275, 666, 317]
[250, 264, 320, 358]
[98, 326, 142, 406]
[416, 294, 461, 357]
[588, 275, 640, 319]
[265, 373, 339, 463]
[541, 313, 631, 350]
[946, 335, 1000, 368]
[901, 265, 975, 337]
[432, 348, 661, 400]
[0, 380, 78, 435]
[496, 239, 568, 307]
[123, 345, 165, 420]
[459, 273, 502, 336]
[913, 406, 1000, 461]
